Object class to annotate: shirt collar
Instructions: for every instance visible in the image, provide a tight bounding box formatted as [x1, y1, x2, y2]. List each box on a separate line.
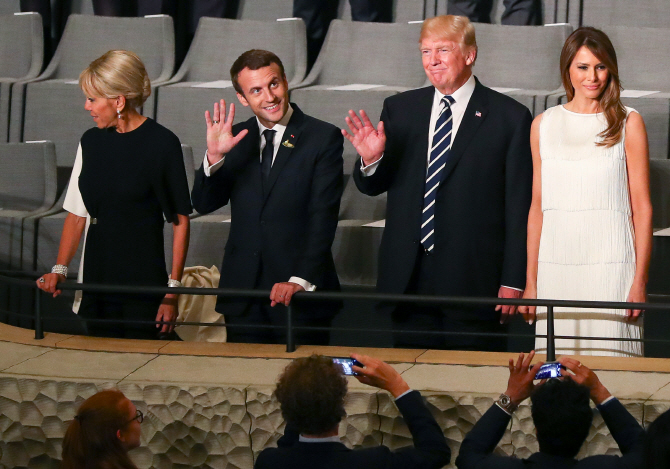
[298, 434, 341, 443]
[433, 74, 476, 107]
[257, 103, 293, 135]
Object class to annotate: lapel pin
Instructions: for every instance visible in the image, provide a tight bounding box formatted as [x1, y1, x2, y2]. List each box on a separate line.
[282, 139, 294, 148]
[475, 111, 482, 117]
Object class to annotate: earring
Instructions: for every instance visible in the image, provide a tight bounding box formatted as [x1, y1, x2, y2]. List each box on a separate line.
[117, 109, 122, 119]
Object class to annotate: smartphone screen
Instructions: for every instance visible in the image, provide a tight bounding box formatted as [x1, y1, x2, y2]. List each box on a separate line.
[332, 358, 362, 376]
[534, 362, 563, 380]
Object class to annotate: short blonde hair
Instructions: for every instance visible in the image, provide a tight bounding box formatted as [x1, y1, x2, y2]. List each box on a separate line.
[79, 50, 151, 111]
[420, 15, 477, 60]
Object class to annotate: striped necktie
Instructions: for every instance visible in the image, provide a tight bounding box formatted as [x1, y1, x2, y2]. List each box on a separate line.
[421, 95, 455, 252]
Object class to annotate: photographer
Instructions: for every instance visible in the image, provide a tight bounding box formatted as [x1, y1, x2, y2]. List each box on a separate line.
[255, 353, 451, 469]
[456, 352, 644, 469]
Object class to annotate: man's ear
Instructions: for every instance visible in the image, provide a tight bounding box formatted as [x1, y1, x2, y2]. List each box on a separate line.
[236, 92, 249, 107]
[117, 428, 124, 442]
[465, 49, 477, 66]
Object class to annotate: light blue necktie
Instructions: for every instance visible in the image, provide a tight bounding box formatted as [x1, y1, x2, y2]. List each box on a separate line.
[421, 95, 455, 252]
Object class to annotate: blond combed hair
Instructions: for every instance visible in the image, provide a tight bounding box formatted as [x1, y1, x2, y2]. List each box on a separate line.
[420, 15, 477, 61]
[79, 50, 151, 111]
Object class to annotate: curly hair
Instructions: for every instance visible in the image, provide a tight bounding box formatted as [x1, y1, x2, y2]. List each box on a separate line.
[531, 378, 593, 458]
[274, 355, 347, 436]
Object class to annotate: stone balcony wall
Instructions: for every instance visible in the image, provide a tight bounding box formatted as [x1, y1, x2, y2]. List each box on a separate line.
[0, 324, 669, 469]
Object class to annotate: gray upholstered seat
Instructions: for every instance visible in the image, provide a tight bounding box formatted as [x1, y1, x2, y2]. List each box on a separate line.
[165, 214, 231, 269]
[155, 17, 307, 163]
[9, 14, 175, 169]
[237, 0, 293, 20]
[290, 20, 425, 174]
[583, 0, 669, 29]
[0, 142, 57, 270]
[0, 1, 20, 15]
[0, 13, 43, 142]
[469, 23, 572, 116]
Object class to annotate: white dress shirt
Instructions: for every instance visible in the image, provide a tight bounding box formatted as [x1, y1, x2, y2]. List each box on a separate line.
[359, 75, 521, 292]
[202, 104, 315, 292]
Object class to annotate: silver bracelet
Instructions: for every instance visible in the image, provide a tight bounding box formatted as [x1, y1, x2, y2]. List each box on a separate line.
[51, 264, 68, 278]
[167, 279, 182, 288]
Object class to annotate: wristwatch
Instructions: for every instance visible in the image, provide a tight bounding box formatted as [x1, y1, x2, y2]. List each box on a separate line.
[495, 393, 518, 414]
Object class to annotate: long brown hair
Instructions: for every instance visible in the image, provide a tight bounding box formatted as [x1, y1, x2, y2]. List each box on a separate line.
[560, 26, 627, 147]
[61, 389, 138, 469]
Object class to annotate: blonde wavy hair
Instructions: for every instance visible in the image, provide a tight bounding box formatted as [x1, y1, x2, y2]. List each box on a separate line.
[79, 50, 151, 111]
[420, 15, 478, 63]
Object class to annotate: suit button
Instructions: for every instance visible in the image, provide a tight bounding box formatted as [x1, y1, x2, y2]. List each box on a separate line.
[254, 251, 259, 257]
[260, 220, 265, 226]
[412, 239, 419, 244]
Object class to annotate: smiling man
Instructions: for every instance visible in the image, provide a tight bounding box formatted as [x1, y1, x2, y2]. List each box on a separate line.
[343, 16, 533, 351]
[191, 49, 344, 345]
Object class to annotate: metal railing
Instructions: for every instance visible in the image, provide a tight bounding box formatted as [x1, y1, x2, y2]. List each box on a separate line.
[1, 270, 667, 360]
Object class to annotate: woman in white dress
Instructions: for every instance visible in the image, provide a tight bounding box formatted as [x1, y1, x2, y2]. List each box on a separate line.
[519, 27, 652, 356]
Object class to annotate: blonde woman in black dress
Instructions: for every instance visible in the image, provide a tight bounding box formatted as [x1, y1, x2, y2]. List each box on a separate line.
[37, 50, 192, 339]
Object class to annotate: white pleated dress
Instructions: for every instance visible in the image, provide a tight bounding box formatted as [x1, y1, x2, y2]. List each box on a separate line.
[534, 105, 642, 357]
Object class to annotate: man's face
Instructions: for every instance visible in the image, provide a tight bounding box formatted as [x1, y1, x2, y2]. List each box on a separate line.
[236, 63, 290, 128]
[420, 33, 475, 94]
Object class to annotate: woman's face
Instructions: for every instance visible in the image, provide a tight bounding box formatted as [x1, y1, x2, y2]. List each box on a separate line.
[84, 95, 118, 129]
[117, 398, 142, 451]
[568, 46, 610, 101]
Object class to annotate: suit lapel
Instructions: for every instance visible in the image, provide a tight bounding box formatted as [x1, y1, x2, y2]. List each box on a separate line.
[263, 104, 306, 203]
[236, 119, 263, 199]
[440, 79, 489, 184]
[409, 87, 435, 202]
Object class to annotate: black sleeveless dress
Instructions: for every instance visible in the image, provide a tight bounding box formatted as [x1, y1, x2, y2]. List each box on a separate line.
[77, 118, 192, 338]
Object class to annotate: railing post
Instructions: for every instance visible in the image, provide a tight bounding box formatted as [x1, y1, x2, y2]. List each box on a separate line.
[34, 289, 43, 340]
[546, 305, 555, 362]
[286, 303, 295, 353]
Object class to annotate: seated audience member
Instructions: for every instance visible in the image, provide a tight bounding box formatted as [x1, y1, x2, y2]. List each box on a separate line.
[255, 354, 451, 469]
[645, 408, 670, 468]
[61, 389, 143, 469]
[456, 353, 644, 468]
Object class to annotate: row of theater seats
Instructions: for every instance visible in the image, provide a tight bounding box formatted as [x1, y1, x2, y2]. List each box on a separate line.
[1, 6, 670, 290]
[3, 140, 670, 291]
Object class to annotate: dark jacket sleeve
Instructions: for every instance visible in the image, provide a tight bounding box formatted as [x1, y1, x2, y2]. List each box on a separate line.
[293, 126, 344, 284]
[190, 157, 234, 215]
[501, 107, 533, 289]
[389, 391, 451, 469]
[455, 404, 521, 469]
[597, 398, 645, 467]
[352, 98, 398, 197]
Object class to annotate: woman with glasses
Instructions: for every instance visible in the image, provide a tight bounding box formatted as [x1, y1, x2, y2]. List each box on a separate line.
[61, 389, 144, 469]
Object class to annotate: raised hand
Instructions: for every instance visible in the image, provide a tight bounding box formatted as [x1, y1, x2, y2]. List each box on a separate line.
[342, 109, 386, 166]
[205, 99, 248, 165]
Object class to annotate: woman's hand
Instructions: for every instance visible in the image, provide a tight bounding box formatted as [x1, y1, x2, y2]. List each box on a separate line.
[156, 295, 178, 335]
[518, 285, 537, 325]
[36, 273, 66, 297]
[625, 281, 646, 322]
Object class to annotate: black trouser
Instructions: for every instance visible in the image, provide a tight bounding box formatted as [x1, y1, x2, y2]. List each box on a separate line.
[391, 247, 508, 351]
[447, 0, 542, 25]
[223, 260, 333, 346]
[293, 0, 393, 70]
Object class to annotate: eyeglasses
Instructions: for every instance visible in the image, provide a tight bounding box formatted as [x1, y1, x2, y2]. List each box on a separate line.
[128, 409, 143, 424]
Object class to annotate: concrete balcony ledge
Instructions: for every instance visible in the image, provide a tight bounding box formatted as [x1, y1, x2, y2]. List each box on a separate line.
[0, 322, 669, 468]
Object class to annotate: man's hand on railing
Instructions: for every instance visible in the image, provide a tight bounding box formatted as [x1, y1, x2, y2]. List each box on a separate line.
[270, 282, 305, 307]
[36, 273, 65, 298]
[496, 286, 522, 324]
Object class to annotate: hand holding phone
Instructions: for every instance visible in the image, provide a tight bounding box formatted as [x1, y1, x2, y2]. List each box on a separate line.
[534, 362, 564, 380]
[332, 357, 363, 376]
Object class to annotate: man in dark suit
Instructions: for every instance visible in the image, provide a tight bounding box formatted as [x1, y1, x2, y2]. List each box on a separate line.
[344, 15, 533, 351]
[255, 353, 451, 469]
[456, 352, 644, 468]
[191, 50, 344, 345]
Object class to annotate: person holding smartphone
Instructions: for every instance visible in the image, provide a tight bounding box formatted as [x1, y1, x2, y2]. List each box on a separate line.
[455, 352, 644, 469]
[255, 353, 451, 469]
